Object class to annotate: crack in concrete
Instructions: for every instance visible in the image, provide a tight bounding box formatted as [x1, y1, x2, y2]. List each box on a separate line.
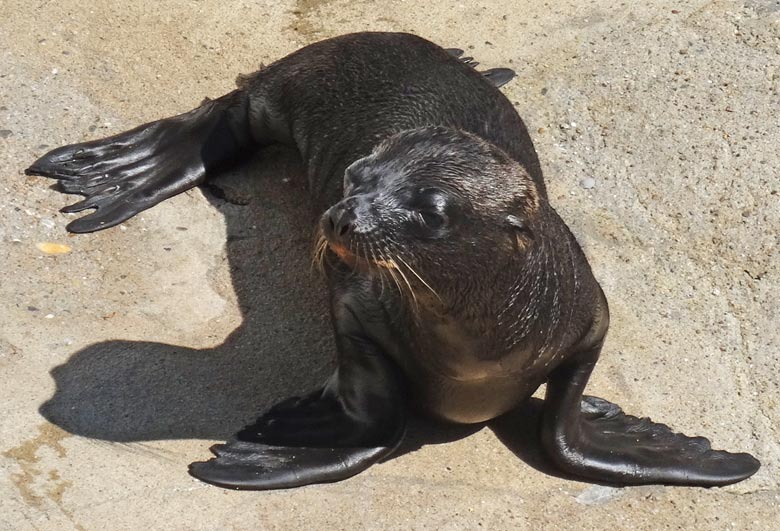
[721, 487, 780, 496]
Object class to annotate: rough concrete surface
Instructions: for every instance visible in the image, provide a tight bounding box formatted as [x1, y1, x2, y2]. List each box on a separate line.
[1, 0, 778, 529]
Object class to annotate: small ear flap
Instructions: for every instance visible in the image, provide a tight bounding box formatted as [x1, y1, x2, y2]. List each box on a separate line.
[506, 214, 534, 249]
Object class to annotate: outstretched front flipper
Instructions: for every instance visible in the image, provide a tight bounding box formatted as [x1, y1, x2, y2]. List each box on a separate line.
[189, 441, 398, 490]
[190, 371, 406, 490]
[189, 386, 405, 490]
[190, 265, 408, 490]
[541, 342, 760, 486]
[26, 90, 252, 233]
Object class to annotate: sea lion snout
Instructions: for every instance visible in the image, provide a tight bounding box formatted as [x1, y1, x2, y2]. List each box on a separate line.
[324, 201, 356, 238]
[321, 195, 380, 243]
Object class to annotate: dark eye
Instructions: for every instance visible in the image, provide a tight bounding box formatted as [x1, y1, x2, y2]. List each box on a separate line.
[418, 210, 446, 229]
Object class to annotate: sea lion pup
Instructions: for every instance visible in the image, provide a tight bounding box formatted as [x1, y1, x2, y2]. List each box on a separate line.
[27, 32, 759, 490]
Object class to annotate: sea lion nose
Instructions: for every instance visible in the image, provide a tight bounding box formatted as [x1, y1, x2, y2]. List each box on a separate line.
[326, 204, 355, 238]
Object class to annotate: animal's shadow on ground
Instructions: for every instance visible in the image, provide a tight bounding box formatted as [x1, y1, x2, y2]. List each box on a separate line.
[39, 147, 577, 481]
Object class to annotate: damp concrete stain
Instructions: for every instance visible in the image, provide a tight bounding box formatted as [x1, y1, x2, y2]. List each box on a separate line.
[3, 423, 69, 507]
[289, 0, 339, 40]
[3, 423, 85, 530]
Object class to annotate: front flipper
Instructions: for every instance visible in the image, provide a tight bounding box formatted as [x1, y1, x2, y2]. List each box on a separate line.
[189, 384, 406, 490]
[190, 277, 408, 490]
[26, 90, 251, 233]
[189, 441, 397, 490]
[542, 345, 760, 486]
[189, 387, 404, 490]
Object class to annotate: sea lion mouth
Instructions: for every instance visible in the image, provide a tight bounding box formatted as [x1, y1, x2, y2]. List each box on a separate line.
[314, 203, 443, 306]
[328, 241, 355, 263]
[316, 204, 396, 270]
[323, 239, 396, 270]
[312, 225, 376, 269]
[312, 229, 442, 308]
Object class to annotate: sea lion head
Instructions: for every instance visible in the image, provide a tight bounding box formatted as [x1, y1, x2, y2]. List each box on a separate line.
[320, 126, 542, 309]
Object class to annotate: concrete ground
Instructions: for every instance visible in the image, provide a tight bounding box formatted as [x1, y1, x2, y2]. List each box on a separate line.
[1, 0, 778, 529]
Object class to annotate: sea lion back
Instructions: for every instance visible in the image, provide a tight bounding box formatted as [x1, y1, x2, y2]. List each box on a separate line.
[245, 32, 544, 205]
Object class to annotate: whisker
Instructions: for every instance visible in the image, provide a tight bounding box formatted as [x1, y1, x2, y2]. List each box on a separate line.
[311, 228, 328, 273]
[385, 251, 418, 309]
[373, 242, 399, 299]
[375, 244, 408, 305]
[367, 242, 388, 297]
[387, 263, 409, 306]
[348, 237, 359, 274]
[382, 238, 441, 304]
[394, 253, 442, 303]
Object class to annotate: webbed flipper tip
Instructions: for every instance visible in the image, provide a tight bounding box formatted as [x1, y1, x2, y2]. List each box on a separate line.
[545, 395, 760, 487]
[482, 68, 516, 88]
[189, 440, 395, 490]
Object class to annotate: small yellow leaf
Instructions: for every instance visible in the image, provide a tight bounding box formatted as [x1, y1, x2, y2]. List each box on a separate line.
[36, 242, 72, 255]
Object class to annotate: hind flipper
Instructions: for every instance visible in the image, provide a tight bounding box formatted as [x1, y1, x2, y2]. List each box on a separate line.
[26, 90, 251, 233]
[481, 68, 516, 88]
[541, 342, 760, 486]
[445, 47, 464, 58]
[445, 47, 515, 87]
